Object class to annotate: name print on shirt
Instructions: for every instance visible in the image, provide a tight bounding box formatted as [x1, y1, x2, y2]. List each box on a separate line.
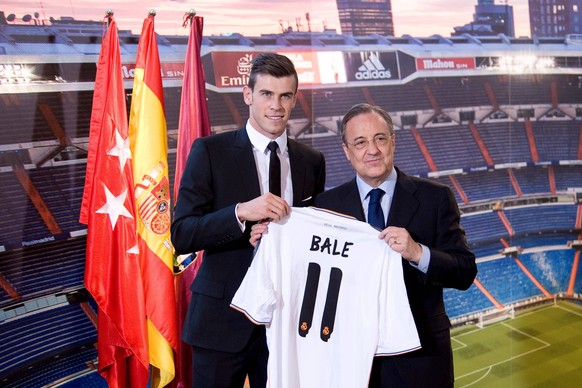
[310, 235, 354, 258]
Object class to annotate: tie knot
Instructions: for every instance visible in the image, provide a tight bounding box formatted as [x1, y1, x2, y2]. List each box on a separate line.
[368, 188, 385, 204]
[267, 141, 279, 153]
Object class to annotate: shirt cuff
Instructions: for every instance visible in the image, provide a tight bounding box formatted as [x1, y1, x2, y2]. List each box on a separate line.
[409, 243, 430, 273]
[235, 203, 246, 232]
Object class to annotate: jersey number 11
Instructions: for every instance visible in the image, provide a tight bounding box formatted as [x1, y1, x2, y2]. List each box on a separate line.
[298, 262, 343, 342]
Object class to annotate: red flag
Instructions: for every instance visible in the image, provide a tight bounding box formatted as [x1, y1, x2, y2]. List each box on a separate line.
[80, 16, 149, 388]
[171, 14, 211, 388]
[128, 13, 178, 388]
[173, 14, 211, 204]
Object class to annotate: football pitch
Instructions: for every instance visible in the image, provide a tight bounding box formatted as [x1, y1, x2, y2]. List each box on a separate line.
[452, 301, 582, 387]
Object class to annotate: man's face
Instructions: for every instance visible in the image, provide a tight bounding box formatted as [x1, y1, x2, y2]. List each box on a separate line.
[243, 73, 297, 139]
[342, 112, 396, 188]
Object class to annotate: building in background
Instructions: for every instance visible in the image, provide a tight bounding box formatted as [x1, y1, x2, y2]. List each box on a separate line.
[336, 0, 394, 36]
[529, 0, 582, 36]
[453, 0, 515, 36]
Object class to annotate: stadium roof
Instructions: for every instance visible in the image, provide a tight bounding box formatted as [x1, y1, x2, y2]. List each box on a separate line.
[2, 12, 582, 93]
[2, 12, 582, 56]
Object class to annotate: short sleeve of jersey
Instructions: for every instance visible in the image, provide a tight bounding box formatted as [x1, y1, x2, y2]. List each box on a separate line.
[376, 248, 422, 355]
[230, 239, 277, 325]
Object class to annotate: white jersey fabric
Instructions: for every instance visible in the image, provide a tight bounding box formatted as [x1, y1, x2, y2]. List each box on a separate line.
[231, 207, 420, 388]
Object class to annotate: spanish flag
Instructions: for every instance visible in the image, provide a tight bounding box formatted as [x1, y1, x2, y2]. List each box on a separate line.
[128, 13, 178, 388]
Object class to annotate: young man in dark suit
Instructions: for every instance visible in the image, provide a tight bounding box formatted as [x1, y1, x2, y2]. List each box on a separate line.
[171, 53, 326, 387]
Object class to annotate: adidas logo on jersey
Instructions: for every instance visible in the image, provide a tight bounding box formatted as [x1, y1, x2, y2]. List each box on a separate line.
[355, 54, 392, 80]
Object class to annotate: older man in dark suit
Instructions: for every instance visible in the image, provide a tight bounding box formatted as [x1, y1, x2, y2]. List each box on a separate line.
[171, 53, 326, 388]
[313, 103, 476, 387]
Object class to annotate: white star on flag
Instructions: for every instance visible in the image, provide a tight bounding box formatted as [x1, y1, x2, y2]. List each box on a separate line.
[96, 185, 134, 230]
[107, 127, 132, 171]
[127, 244, 140, 255]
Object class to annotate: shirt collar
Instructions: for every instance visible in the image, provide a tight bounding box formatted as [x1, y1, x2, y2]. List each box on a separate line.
[356, 167, 397, 203]
[246, 120, 288, 154]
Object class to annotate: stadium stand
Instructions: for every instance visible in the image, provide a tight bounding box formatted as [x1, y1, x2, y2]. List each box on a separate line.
[477, 257, 545, 304]
[504, 204, 578, 235]
[476, 122, 534, 164]
[427, 75, 492, 109]
[518, 249, 575, 295]
[512, 166, 553, 195]
[0, 237, 86, 302]
[0, 304, 97, 382]
[554, 165, 582, 190]
[0, 170, 52, 248]
[26, 164, 86, 233]
[1, 345, 99, 388]
[532, 121, 580, 161]
[366, 80, 433, 112]
[444, 282, 494, 318]
[392, 128, 431, 176]
[417, 124, 486, 170]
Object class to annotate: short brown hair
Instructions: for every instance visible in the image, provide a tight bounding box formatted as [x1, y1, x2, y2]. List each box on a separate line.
[248, 53, 298, 92]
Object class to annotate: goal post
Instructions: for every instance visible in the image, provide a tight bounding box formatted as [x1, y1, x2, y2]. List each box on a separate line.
[476, 307, 514, 329]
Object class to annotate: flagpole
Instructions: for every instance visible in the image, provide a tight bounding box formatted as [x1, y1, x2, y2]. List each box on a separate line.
[182, 9, 196, 28]
[105, 9, 113, 27]
[103, 9, 113, 38]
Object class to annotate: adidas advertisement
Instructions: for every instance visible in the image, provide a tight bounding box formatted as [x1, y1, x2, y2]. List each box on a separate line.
[344, 52, 399, 82]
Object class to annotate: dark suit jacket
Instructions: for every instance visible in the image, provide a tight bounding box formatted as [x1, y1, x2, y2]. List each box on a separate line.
[171, 128, 326, 353]
[314, 168, 476, 387]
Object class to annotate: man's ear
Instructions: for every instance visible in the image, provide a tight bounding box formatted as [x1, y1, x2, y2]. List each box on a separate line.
[243, 85, 252, 106]
[342, 143, 351, 162]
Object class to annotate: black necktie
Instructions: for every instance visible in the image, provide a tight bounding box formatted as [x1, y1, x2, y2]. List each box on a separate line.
[367, 188, 385, 230]
[267, 141, 281, 197]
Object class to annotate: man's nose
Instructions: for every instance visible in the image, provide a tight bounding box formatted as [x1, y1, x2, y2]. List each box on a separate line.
[270, 98, 283, 110]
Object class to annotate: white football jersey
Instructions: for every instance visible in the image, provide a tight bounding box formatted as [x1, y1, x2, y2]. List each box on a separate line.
[231, 207, 420, 388]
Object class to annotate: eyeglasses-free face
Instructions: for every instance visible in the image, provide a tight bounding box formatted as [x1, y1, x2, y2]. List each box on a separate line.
[243, 73, 297, 140]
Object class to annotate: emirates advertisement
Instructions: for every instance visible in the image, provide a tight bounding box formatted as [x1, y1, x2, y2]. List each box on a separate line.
[209, 51, 348, 87]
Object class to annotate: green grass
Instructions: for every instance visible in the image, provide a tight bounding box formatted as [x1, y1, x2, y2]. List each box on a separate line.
[452, 301, 582, 387]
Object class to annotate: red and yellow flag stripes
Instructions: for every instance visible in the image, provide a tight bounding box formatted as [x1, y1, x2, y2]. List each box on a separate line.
[128, 13, 178, 388]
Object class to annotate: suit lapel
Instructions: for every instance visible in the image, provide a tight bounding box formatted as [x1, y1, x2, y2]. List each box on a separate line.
[288, 140, 305, 206]
[233, 128, 261, 200]
[342, 178, 366, 222]
[333, 179, 366, 222]
[387, 169, 419, 228]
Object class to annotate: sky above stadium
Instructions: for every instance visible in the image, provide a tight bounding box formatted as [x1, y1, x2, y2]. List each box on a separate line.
[3, 0, 531, 38]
